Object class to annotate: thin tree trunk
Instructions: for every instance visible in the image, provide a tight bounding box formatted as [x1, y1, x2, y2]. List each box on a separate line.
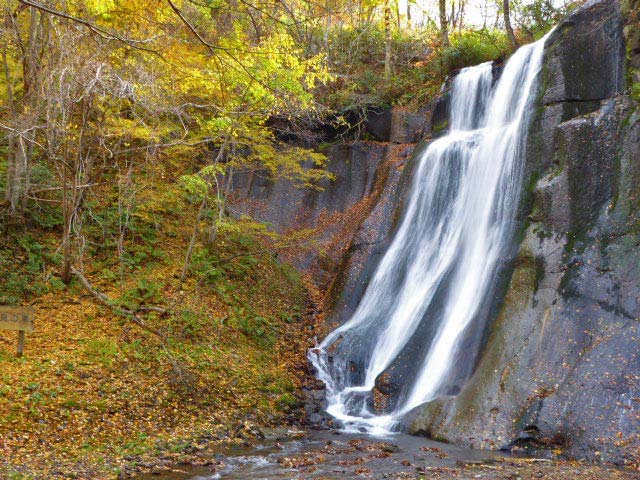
[208, 164, 233, 246]
[6, 8, 46, 213]
[323, 0, 330, 52]
[451, 0, 456, 30]
[439, 0, 449, 47]
[61, 155, 72, 284]
[206, 140, 228, 246]
[2, 46, 16, 207]
[180, 199, 206, 283]
[503, 0, 517, 48]
[20, 138, 33, 212]
[16, 9, 40, 211]
[457, 0, 466, 32]
[384, 0, 392, 80]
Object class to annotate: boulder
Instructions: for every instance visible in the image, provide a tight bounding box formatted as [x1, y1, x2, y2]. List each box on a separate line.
[542, 0, 625, 105]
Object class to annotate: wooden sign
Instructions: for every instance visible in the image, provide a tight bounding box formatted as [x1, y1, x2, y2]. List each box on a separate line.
[0, 306, 35, 357]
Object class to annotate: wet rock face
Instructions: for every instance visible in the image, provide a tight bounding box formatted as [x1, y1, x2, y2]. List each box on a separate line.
[411, 0, 640, 465]
[624, 0, 640, 80]
[322, 143, 418, 325]
[427, 91, 451, 138]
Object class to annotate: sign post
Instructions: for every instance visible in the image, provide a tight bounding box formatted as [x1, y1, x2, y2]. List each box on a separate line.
[0, 307, 35, 357]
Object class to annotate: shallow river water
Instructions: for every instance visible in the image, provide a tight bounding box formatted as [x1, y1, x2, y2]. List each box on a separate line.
[132, 428, 640, 480]
[134, 429, 514, 479]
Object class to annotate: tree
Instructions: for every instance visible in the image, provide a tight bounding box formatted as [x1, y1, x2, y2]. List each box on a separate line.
[439, 0, 449, 47]
[2, 5, 48, 213]
[384, 0, 392, 79]
[1, 0, 333, 288]
[503, 0, 518, 48]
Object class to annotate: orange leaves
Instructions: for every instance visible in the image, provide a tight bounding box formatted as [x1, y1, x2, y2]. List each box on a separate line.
[0, 212, 314, 478]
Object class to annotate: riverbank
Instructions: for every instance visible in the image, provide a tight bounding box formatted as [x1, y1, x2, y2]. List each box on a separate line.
[0, 221, 318, 479]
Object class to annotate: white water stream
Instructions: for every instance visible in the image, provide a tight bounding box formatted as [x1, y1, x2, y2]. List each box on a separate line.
[309, 33, 551, 435]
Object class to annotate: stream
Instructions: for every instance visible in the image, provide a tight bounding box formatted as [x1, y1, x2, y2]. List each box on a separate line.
[133, 429, 516, 479]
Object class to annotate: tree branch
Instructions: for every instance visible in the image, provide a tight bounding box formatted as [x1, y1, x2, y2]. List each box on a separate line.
[165, 0, 227, 53]
[16, 0, 163, 57]
[71, 266, 167, 341]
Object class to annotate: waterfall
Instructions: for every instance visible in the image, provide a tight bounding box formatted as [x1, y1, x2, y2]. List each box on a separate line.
[309, 33, 551, 435]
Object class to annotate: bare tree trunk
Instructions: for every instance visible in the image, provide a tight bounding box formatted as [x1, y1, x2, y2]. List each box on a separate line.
[14, 9, 39, 213]
[5, 7, 47, 214]
[503, 0, 517, 48]
[384, 0, 392, 80]
[61, 154, 72, 284]
[323, 0, 331, 52]
[117, 163, 134, 290]
[451, 0, 456, 30]
[2, 46, 16, 207]
[208, 164, 233, 246]
[206, 141, 229, 246]
[180, 199, 206, 283]
[439, 0, 449, 47]
[457, 0, 466, 32]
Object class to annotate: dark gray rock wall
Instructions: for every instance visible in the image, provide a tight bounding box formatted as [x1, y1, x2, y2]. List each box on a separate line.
[229, 109, 426, 286]
[410, 0, 640, 465]
[366, 107, 428, 143]
[229, 141, 389, 286]
[542, 0, 625, 105]
[323, 143, 423, 326]
[230, 141, 387, 234]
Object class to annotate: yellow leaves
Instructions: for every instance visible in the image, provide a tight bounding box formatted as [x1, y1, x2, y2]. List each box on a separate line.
[199, 116, 233, 136]
[104, 116, 160, 143]
[83, 0, 118, 17]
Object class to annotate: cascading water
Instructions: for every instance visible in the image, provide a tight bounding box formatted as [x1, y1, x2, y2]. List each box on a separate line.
[309, 33, 551, 435]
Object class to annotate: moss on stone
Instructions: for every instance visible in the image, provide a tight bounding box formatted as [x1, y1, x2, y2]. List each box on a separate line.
[432, 118, 449, 135]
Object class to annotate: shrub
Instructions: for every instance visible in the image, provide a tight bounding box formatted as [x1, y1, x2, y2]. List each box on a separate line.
[441, 29, 510, 72]
[0, 235, 51, 304]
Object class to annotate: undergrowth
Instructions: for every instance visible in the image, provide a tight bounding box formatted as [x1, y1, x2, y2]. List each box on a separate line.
[0, 166, 309, 479]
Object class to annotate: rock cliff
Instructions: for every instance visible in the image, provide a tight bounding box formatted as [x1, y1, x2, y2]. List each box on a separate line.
[410, 0, 640, 465]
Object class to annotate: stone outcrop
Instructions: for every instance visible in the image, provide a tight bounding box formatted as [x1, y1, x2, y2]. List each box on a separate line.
[410, 0, 640, 465]
[365, 107, 428, 144]
[541, 0, 625, 105]
[229, 108, 426, 287]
